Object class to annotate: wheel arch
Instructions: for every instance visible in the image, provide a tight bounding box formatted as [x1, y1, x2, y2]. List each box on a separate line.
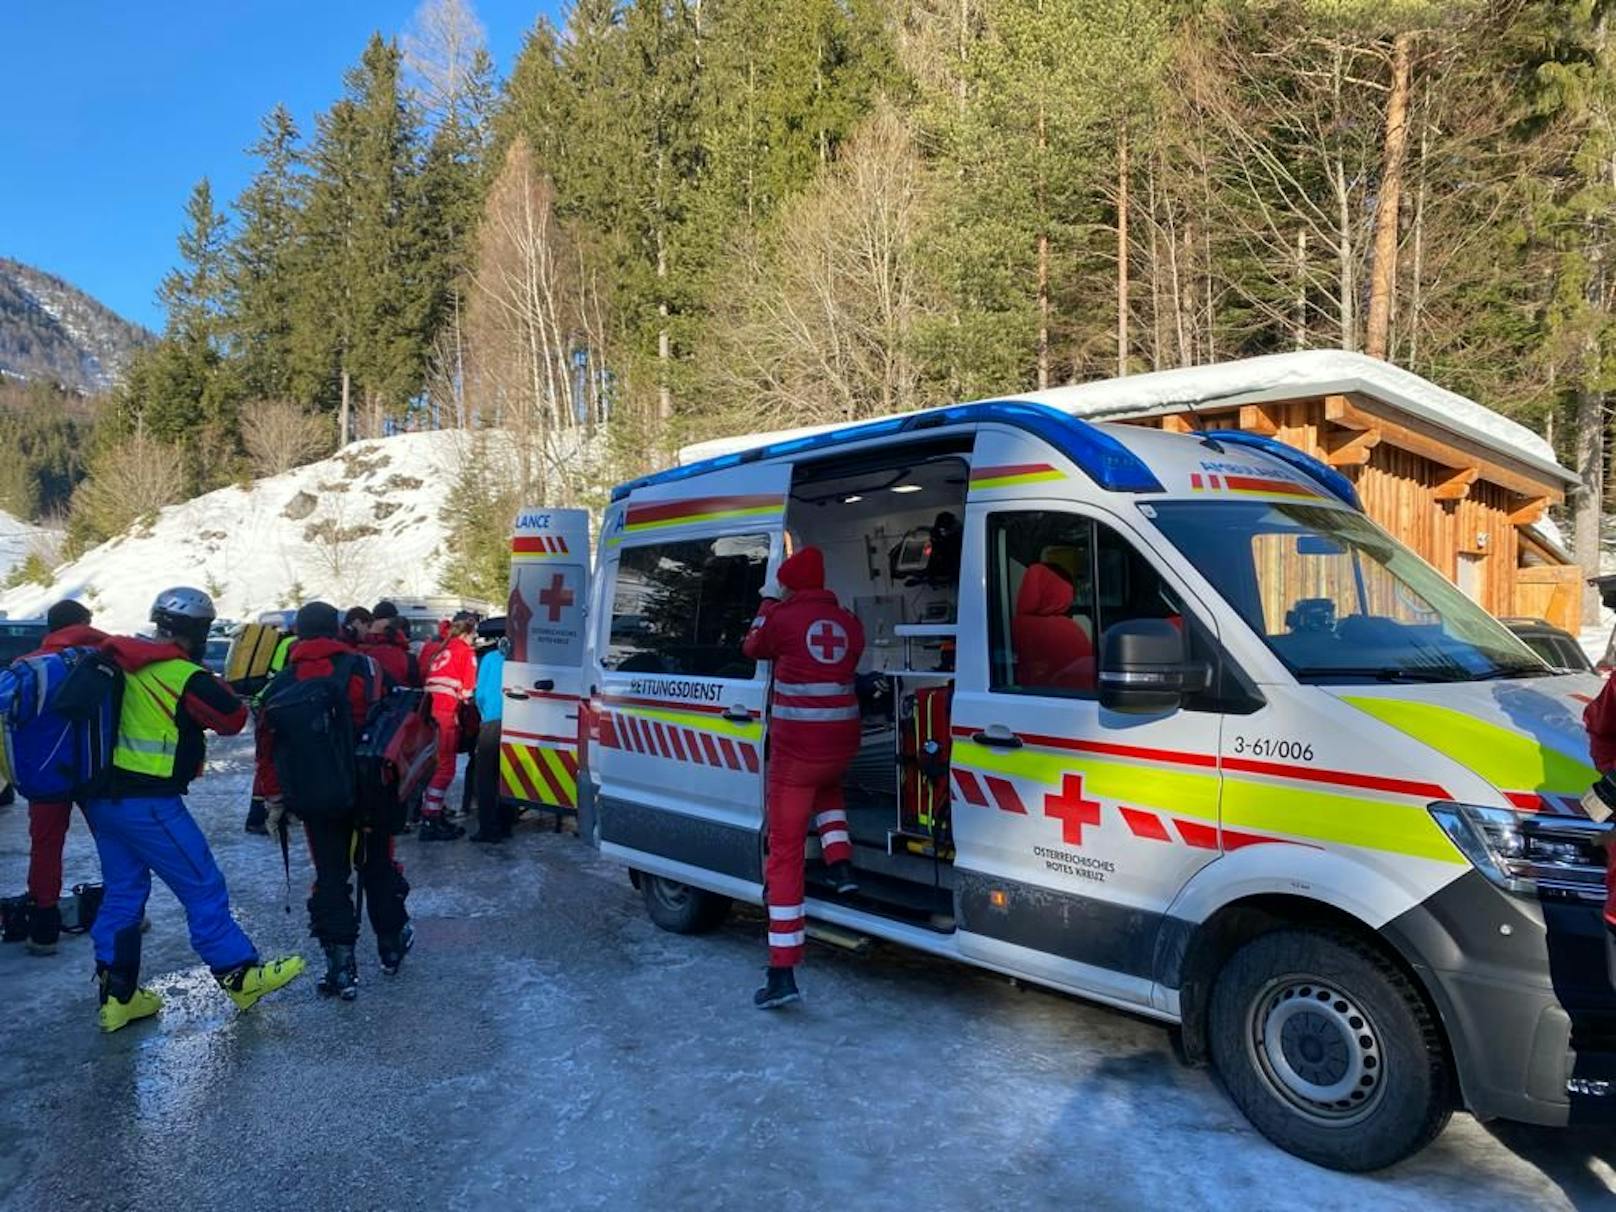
[1165, 888, 1458, 1100]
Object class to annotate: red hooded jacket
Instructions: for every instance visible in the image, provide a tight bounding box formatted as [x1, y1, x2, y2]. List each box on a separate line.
[100, 635, 247, 797]
[1580, 682, 1616, 928]
[743, 547, 865, 764]
[358, 627, 415, 688]
[254, 637, 386, 798]
[1011, 563, 1094, 691]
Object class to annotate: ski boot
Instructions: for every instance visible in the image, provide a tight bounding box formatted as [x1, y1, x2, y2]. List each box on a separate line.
[26, 903, 61, 956]
[217, 955, 305, 1011]
[316, 943, 358, 1001]
[97, 967, 162, 1033]
[753, 966, 802, 1010]
[826, 862, 859, 895]
[417, 815, 465, 843]
[378, 922, 415, 976]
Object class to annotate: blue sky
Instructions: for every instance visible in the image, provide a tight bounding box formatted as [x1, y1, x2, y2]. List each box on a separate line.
[0, 2, 560, 332]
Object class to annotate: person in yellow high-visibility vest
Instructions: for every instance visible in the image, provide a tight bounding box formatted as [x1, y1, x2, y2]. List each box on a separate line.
[82, 588, 304, 1032]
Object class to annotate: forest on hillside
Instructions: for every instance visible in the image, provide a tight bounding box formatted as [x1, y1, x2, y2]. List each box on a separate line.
[53, 0, 1616, 597]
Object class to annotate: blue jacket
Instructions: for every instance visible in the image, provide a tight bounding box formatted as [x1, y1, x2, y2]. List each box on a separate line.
[474, 649, 505, 724]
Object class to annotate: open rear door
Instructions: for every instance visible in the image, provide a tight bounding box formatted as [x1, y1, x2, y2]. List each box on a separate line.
[501, 507, 592, 820]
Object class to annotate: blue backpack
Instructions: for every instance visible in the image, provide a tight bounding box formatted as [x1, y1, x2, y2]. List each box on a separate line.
[0, 647, 123, 801]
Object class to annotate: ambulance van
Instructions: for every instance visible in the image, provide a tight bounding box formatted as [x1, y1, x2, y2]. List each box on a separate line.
[500, 400, 1615, 1172]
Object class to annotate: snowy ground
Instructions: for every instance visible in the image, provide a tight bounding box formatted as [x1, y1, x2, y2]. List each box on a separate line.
[1, 737, 1613, 1212]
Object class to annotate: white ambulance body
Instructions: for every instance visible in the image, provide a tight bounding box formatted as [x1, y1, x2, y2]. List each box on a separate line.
[501, 388, 1615, 1171]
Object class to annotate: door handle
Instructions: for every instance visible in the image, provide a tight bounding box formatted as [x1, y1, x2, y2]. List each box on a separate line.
[971, 725, 1024, 750]
[533, 679, 555, 692]
[504, 690, 531, 701]
[723, 705, 754, 723]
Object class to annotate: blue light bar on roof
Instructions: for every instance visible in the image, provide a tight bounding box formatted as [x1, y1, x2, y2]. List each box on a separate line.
[1199, 429, 1363, 510]
[610, 402, 1164, 500]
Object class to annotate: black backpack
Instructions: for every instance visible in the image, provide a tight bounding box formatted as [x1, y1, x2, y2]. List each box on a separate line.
[261, 655, 363, 822]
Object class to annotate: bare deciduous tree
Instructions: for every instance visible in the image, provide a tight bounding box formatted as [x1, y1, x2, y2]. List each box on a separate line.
[708, 105, 933, 430]
[466, 138, 610, 503]
[76, 427, 186, 537]
[403, 0, 489, 129]
[242, 400, 333, 477]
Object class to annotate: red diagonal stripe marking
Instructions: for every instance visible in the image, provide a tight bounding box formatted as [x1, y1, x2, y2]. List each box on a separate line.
[954, 769, 989, 807]
[1174, 819, 1219, 849]
[741, 744, 759, 773]
[719, 737, 741, 770]
[984, 776, 1026, 815]
[1119, 806, 1172, 842]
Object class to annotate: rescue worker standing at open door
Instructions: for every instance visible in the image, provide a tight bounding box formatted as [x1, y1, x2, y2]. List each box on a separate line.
[742, 546, 865, 1009]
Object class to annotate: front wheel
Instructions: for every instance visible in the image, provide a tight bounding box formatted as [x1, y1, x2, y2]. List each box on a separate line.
[1207, 928, 1453, 1172]
[639, 874, 731, 935]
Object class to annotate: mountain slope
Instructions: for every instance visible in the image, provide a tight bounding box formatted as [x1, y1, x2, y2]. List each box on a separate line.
[0, 257, 152, 393]
[0, 431, 465, 630]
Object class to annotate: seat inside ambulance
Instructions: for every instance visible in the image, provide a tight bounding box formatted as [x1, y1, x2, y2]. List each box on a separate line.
[781, 445, 968, 924]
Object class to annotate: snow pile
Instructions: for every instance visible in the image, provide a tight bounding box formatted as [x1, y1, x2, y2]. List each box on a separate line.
[680, 350, 1575, 487]
[0, 431, 470, 632]
[0, 510, 60, 589]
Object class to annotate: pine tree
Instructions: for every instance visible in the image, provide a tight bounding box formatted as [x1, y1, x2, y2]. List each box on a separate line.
[229, 105, 304, 402]
[293, 35, 437, 441]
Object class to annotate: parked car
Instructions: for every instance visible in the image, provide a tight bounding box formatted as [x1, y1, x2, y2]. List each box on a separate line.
[1501, 617, 1595, 674]
[202, 636, 232, 675]
[0, 620, 47, 666]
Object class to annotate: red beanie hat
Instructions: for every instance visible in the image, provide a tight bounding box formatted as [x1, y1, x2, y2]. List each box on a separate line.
[777, 546, 825, 592]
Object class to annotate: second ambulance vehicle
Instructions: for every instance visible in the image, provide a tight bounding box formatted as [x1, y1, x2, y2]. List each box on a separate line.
[500, 395, 1615, 1172]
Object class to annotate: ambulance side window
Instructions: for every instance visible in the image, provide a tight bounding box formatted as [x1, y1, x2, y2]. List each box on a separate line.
[988, 513, 1193, 699]
[605, 533, 770, 679]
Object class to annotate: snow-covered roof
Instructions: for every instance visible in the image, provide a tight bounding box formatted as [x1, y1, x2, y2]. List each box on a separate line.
[680, 350, 1577, 487]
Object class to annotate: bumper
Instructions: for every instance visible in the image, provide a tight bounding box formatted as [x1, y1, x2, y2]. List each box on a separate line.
[1383, 872, 1616, 1126]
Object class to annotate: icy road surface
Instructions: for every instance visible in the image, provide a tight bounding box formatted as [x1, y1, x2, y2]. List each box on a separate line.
[1, 737, 1612, 1212]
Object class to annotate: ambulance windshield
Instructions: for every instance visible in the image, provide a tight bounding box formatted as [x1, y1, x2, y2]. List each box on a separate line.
[1150, 500, 1549, 684]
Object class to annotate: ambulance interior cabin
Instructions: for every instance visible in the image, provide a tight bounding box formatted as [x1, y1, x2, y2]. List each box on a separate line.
[784, 440, 968, 925]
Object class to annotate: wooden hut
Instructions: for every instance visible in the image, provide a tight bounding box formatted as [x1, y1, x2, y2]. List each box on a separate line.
[1016, 351, 1583, 632]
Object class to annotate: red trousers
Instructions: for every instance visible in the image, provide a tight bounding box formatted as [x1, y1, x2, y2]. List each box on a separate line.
[425, 708, 460, 816]
[28, 800, 72, 909]
[764, 753, 855, 968]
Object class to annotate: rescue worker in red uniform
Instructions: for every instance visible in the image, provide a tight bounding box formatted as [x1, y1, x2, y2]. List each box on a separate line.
[420, 612, 477, 841]
[1579, 685, 1616, 962]
[742, 546, 865, 1009]
[21, 600, 107, 955]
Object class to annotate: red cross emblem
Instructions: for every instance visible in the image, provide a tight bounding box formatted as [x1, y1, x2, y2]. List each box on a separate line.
[538, 573, 574, 623]
[808, 620, 848, 664]
[1044, 773, 1102, 846]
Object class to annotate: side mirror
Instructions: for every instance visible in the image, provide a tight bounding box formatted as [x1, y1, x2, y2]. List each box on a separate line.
[1099, 619, 1209, 715]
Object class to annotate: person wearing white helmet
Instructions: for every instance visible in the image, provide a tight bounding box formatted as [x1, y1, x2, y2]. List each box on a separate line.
[80, 587, 304, 1032]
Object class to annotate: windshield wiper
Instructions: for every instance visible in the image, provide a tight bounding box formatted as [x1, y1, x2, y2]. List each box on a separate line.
[1295, 666, 1469, 683]
[1471, 663, 1551, 681]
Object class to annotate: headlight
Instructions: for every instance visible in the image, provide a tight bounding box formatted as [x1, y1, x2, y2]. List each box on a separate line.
[1428, 802, 1610, 904]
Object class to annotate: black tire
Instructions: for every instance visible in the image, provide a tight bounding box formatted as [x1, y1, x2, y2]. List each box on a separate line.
[1207, 928, 1453, 1172]
[639, 874, 731, 934]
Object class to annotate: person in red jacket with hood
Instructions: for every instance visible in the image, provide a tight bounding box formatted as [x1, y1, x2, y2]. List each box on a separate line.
[420, 612, 477, 840]
[1011, 563, 1094, 691]
[19, 599, 107, 955]
[419, 618, 451, 686]
[1579, 684, 1616, 951]
[256, 601, 410, 999]
[742, 545, 865, 1009]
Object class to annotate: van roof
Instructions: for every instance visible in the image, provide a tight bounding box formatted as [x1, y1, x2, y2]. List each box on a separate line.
[618, 398, 1361, 509]
[676, 350, 1574, 489]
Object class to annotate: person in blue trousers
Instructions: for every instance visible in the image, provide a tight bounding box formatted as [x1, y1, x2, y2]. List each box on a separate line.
[85, 587, 304, 1032]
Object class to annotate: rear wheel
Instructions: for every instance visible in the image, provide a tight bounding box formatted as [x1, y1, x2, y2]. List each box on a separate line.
[639, 874, 731, 934]
[1207, 928, 1453, 1172]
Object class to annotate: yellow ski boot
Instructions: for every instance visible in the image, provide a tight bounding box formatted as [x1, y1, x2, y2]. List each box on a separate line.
[218, 955, 306, 1011]
[99, 987, 163, 1033]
